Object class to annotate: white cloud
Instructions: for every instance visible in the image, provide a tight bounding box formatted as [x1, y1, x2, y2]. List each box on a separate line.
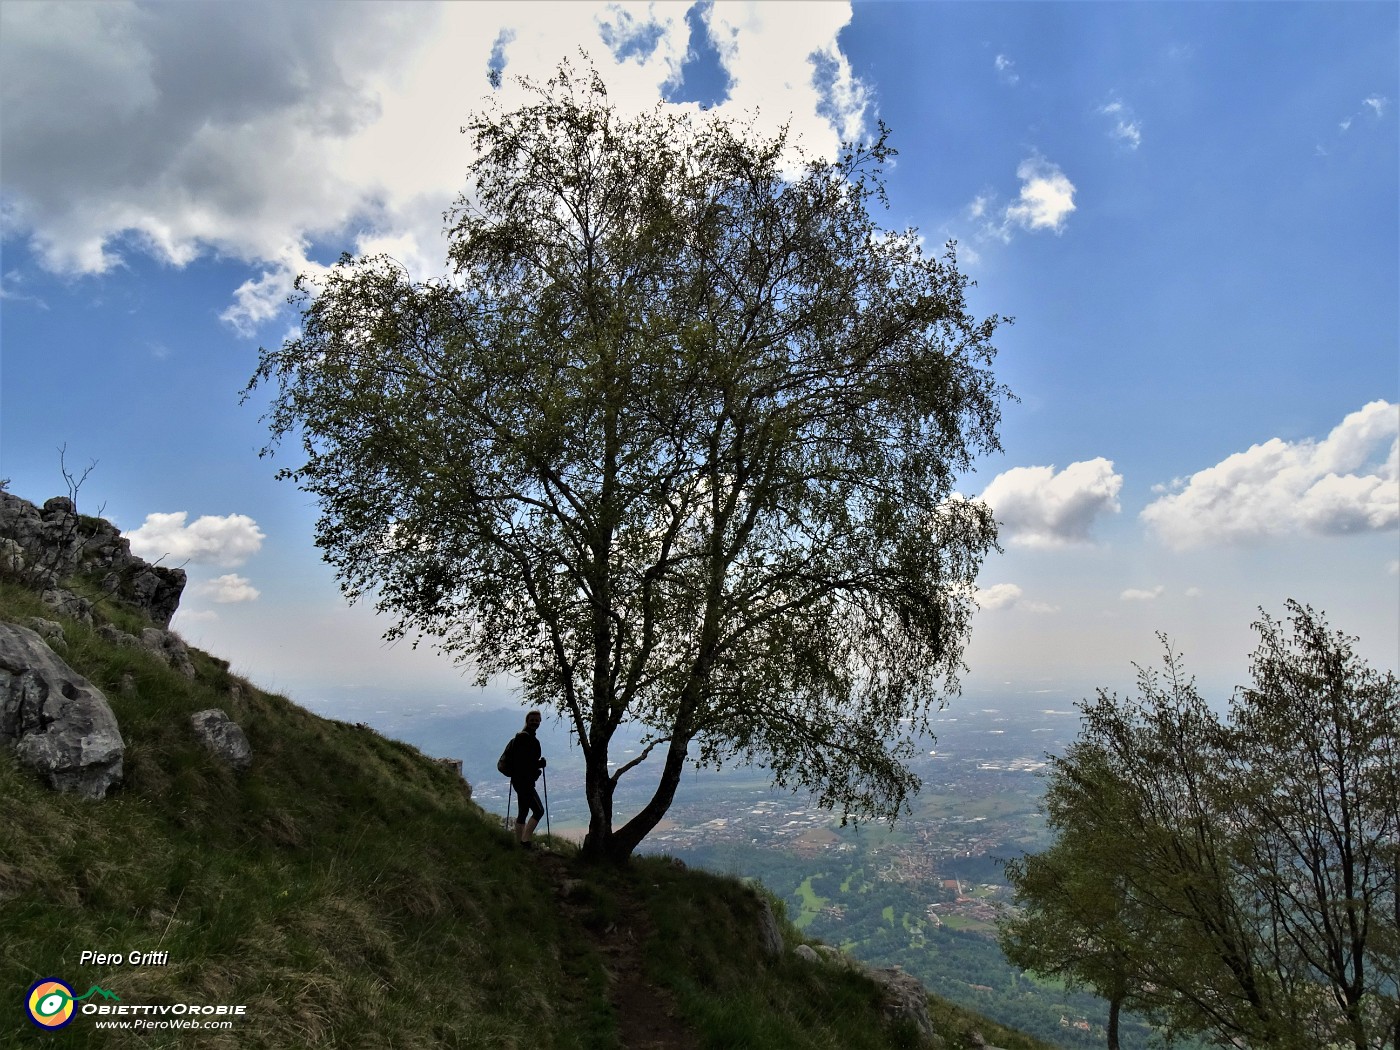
[1120, 586, 1164, 601]
[1004, 156, 1077, 234]
[976, 582, 1057, 613]
[1141, 400, 1400, 549]
[703, 2, 869, 149]
[976, 583, 1022, 611]
[994, 54, 1018, 86]
[980, 458, 1123, 548]
[0, 1, 869, 334]
[1336, 95, 1389, 139]
[1099, 99, 1142, 149]
[196, 574, 261, 603]
[126, 512, 266, 567]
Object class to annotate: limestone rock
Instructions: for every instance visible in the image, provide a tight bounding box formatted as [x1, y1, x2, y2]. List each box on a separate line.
[0, 621, 124, 798]
[189, 708, 252, 771]
[41, 589, 93, 625]
[753, 892, 786, 959]
[141, 628, 196, 680]
[794, 944, 821, 964]
[867, 966, 938, 1045]
[1, 537, 24, 574]
[25, 618, 66, 650]
[98, 624, 142, 650]
[1, 491, 185, 626]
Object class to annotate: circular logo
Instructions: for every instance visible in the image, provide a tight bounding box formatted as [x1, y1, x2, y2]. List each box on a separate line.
[27, 978, 76, 1029]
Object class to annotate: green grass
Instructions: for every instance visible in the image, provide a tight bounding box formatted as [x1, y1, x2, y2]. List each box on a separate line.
[2, 570, 1053, 1049]
[791, 874, 829, 929]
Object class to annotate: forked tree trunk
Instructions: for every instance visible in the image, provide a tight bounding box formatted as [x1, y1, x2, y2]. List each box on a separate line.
[579, 734, 691, 863]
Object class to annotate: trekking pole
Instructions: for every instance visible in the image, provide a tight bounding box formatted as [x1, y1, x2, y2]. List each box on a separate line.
[505, 783, 514, 834]
[542, 768, 551, 839]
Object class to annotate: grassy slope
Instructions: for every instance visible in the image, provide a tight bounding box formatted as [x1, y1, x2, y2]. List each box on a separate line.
[1, 576, 1051, 1050]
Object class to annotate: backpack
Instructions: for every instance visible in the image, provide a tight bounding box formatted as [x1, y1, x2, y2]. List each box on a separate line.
[496, 736, 517, 778]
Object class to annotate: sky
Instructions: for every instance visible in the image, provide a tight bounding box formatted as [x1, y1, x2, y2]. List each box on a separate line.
[2, 1, 1396, 716]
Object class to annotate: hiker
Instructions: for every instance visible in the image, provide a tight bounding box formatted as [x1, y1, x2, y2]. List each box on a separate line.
[503, 710, 547, 849]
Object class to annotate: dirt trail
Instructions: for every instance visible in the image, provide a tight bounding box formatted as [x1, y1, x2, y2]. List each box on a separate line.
[534, 846, 700, 1050]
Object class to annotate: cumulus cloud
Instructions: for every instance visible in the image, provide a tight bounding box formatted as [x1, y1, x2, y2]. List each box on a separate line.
[980, 458, 1123, 548]
[1004, 156, 1077, 234]
[985, 156, 1080, 240]
[994, 54, 1018, 86]
[968, 155, 1078, 245]
[1141, 400, 1400, 549]
[977, 582, 1023, 610]
[1362, 95, 1390, 118]
[1120, 586, 1164, 601]
[975, 582, 1057, 613]
[1099, 98, 1142, 149]
[126, 512, 265, 567]
[196, 574, 262, 603]
[0, 1, 869, 334]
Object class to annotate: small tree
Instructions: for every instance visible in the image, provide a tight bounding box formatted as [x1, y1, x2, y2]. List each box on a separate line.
[1000, 608, 1399, 1048]
[247, 61, 1009, 862]
[1228, 602, 1400, 1050]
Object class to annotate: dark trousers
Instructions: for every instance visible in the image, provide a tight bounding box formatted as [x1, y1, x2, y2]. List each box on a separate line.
[512, 777, 544, 824]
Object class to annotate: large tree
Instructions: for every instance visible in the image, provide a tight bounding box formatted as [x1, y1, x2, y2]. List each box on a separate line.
[247, 62, 1009, 862]
[1000, 606, 1399, 1048]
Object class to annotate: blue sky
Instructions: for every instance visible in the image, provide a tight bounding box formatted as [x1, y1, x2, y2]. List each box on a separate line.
[2, 1, 1396, 711]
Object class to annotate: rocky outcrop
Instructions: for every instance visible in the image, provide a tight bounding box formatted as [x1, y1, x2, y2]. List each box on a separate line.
[867, 965, 940, 1045]
[0, 492, 185, 626]
[754, 892, 787, 959]
[789, 940, 942, 1046]
[189, 708, 252, 771]
[0, 621, 124, 798]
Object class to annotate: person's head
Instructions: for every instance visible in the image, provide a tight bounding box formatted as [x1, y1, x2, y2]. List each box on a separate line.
[525, 710, 542, 732]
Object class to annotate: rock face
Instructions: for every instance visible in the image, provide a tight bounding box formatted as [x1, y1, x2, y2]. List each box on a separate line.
[189, 708, 252, 771]
[0, 621, 125, 798]
[0, 492, 185, 626]
[753, 892, 787, 959]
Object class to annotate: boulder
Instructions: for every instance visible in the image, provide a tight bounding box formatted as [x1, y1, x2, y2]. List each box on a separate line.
[189, 708, 252, 771]
[867, 966, 939, 1045]
[0, 621, 124, 798]
[794, 944, 822, 964]
[25, 618, 66, 649]
[141, 628, 196, 680]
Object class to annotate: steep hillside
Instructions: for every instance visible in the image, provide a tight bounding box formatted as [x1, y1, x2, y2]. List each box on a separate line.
[2, 495, 1051, 1049]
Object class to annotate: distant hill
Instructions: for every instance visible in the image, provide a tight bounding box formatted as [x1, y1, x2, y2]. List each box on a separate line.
[2, 489, 1052, 1049]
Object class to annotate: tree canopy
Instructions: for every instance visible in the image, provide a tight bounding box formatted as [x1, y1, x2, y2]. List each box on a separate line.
[247, 61, 1009, 862]
[1000, 602, 1399, 1049]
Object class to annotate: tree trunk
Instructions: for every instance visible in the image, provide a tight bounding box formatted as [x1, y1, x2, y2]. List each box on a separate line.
[1106, 995, 1121, 1050]
[603, 734, 691, 863]
[579, 731, 616, 861]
